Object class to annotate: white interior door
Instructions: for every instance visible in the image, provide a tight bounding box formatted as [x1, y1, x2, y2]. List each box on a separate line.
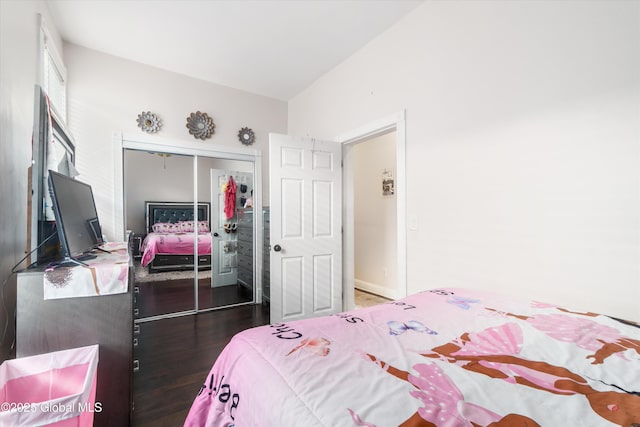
[269, 133, 342, 323]
[210, 169, 237, 287]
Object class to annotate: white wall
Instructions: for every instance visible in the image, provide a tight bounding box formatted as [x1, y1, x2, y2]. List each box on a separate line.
[0, 0, 66, 362]
[289, 1, 640, 321]
[123, 150, 254, 235]
[64, 44, 287, 241]
[124, 151, 194, 235]
[354, 132, 398, 299]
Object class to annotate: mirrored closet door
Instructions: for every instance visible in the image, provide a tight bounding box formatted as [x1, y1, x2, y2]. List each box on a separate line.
[196, 156, 255, 310]
[124, 149, 197, 318]
[123, 148, 258, 320]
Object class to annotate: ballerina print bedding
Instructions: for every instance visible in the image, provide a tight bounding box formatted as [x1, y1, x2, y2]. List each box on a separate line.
[184, 288, 640, 427]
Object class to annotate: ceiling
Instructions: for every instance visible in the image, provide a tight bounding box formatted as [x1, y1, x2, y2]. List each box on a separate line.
[47, 0, 423, 101]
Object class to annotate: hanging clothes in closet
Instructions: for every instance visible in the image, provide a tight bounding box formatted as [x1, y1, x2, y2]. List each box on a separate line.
[224, 175, 237, 220]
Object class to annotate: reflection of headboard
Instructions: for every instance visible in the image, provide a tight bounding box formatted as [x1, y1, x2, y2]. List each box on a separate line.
[145, 202, 210, 234]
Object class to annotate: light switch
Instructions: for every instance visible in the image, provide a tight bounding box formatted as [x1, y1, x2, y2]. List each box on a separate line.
[408, 215, 418, 231]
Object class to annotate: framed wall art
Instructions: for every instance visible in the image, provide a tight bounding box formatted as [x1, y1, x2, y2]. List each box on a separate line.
[382, 168, 394, 196]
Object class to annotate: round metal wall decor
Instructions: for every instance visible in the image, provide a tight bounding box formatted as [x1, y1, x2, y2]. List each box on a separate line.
[136, 111, 162, 133]
[238, 127, 255, 145]
[186, 111, 215, 140]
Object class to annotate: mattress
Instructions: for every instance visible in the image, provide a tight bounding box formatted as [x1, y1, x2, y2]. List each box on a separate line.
[184, 288, 640, 426]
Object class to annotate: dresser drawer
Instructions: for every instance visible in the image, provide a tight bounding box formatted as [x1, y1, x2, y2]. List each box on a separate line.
[150, 254, 210, 272]
[237, 210, 254, 225]
[237, 227, 252, 243]
[237, 256, 253, 270]
[236, 240, 253, 258]
[238, 265, 253, 285]
[197, 255, 211, 266]
[154, 254, 191, 266]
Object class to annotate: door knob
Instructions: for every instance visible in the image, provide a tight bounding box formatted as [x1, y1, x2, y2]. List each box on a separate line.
[273, 244, 282, 252]
[213, 232, 219, 237]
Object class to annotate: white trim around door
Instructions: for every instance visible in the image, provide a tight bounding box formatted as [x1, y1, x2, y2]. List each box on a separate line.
[335, 110, 407, 311]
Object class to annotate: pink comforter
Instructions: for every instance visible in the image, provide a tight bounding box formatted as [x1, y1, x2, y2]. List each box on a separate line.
[184, 288, 640, 427]
[140, 233, 212, 267]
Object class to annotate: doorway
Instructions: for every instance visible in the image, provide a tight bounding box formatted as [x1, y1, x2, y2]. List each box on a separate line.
[353, 131, 398, 301]
[267, 111, 406, 321]
[338, 110, 407, 311]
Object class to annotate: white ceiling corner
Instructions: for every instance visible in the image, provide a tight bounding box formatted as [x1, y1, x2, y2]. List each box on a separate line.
[47, 0, 424, 101]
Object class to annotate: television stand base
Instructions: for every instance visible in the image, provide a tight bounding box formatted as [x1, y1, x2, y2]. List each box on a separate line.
[51, 254, 97, 268]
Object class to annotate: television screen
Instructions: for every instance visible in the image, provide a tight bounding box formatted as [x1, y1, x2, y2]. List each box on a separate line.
[48, 170, 103, 262]
[30, 85, 77, 265]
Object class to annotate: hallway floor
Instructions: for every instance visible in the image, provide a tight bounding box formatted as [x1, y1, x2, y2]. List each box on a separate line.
[354, 289, 391, 308]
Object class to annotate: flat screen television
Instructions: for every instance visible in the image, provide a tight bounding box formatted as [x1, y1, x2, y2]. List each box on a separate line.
[30, 85, 77, 266]
[48, 170, 104, 265]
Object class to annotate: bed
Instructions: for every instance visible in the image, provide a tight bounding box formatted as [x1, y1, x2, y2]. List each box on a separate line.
[141, 202, 212, 273]
[184, 287, 640, 426]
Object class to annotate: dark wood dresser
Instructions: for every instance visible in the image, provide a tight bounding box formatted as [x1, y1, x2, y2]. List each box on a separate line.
[16, 264, 134, 426]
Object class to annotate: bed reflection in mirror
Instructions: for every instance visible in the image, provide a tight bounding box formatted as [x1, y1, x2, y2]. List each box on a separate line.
[123, 149, 254, 319]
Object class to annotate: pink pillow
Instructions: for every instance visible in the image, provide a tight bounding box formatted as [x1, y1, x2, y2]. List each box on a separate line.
[152, 222, 171, 233]
[197, 221, 210, 233]
[152, 222, 183, 233]
[178, 221, 195, 233]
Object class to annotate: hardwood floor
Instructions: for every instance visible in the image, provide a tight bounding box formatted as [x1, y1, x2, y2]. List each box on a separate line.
[135, 277, 253, 318]
[132, 303, 269, 426]
[132, 289, 387, 426]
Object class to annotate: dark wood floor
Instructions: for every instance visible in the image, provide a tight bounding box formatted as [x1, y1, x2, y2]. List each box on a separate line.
[136, 277, 253, 318]
[132, 301, 269, 426]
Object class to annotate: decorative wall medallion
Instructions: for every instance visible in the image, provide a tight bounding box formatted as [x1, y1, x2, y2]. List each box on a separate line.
[186, 111, 215, 140]
[238, 127, 255, 145]
[136, 111, 162, 133]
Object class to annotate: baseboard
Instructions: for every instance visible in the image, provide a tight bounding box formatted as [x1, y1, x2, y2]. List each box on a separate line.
[354, 279, 399, 300]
